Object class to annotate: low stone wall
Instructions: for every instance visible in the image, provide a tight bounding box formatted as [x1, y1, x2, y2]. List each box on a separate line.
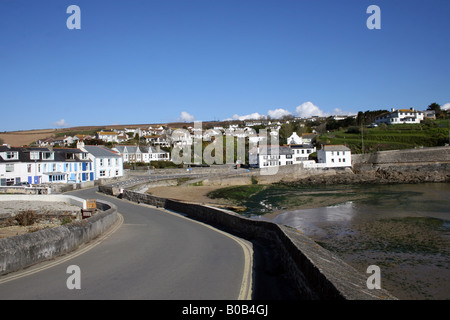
[0, 198, 119, 276]
[99, 185, 395, 300]
[0, 186, 49, 195]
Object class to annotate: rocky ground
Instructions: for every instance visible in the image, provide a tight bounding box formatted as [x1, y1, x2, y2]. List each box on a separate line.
[0, 201, 81, 239]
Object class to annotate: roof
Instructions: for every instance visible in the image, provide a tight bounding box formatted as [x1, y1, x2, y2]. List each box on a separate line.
[250, 145, 293, 155]
[0, 146, 91, 163]
[322, 145, 350, 152]
[83, 146, 121, 158]
[289, 144, 315, 149]
[98, 131, 118, 136]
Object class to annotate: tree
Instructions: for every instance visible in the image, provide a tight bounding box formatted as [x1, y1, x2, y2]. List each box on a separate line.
[427, 102, 441, 113]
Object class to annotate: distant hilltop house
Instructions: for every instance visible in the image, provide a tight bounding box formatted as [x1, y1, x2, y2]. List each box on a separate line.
[375, 108, 424, 125]
[96, 130, 119, 143]
[112, 145, 170, 163]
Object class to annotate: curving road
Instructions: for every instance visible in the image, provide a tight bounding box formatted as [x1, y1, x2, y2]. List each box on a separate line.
[0, 187, 252, 300]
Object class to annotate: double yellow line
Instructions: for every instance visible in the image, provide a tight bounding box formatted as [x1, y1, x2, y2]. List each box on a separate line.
[0, 213, 124, 285]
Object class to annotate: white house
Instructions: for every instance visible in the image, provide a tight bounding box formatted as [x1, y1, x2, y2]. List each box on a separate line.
[0, 145, 95, 185]
[249, 145, 296, 168]
[81, 144, 123, 180]
[375, 108, 424, 125]
[287, 132, 302, 145]
[317, 145, 351, 168]
[112, 145, 169, 164]
[96, 130, 119, 143]
[289, 144, 316, 162]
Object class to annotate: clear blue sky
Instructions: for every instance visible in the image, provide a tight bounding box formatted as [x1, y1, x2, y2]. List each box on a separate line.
[1, 0, 449, 131]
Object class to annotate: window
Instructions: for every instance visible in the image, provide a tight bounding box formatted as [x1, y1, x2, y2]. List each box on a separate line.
[100, 159, 104, 166]
[30, 152, 39, 160]
[100, 170, 106, 177]
[108, 159, 111, 166]
[115, 170, 119, 176]
[6, 164, 14, 172]
[6, 152, 18, 160]
[43, 152, 53, 160]
[27, 164, 32, 173]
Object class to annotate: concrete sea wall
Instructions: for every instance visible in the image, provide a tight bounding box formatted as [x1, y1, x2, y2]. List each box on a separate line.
[0, 197, 119, 276]
[99, 185, 395, 300]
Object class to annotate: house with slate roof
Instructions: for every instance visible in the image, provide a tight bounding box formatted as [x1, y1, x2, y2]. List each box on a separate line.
[79, 143, 123, 180]
[0, 145, 94, 186]
[317, 145, 352, 168]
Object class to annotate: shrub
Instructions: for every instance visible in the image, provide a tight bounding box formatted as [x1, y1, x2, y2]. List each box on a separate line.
[15, 210, 36, 226]
[61, 216, 73, 225]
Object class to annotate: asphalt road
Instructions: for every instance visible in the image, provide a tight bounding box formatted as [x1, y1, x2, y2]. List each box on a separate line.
[0, 187, 252, 300]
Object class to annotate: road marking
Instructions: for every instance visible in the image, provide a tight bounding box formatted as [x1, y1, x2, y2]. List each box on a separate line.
[97, 191, 254, 299]
[0, 213, 123, 285]
[137, 202, 254, 300]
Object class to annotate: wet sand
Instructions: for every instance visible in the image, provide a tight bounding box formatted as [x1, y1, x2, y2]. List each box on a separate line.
[146, 185, 366, 214]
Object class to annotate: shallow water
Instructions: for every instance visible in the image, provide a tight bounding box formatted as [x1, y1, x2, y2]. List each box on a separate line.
[252, 183, 450, 300]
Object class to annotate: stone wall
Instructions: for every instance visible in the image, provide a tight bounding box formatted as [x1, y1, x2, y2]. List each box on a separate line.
[352, 146, 450, 167]
[99, 185, 395, 300]
[0, 199, 119, 276]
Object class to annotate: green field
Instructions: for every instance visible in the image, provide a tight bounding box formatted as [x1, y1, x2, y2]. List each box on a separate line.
[319, 120, 449, 154]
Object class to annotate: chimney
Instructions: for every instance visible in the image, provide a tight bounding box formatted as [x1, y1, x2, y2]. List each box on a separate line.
[391, 108, 396, 112]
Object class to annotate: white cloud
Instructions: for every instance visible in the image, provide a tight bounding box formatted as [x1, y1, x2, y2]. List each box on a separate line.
[441, 103, 450, 110]
[332, 108, 353, 116]
[295, 102, 325, 118]
[230, 113, 266, 121]
[267, 108, 292, 119]
[53, 119, 68, 127]
[178, 111, 195, 122]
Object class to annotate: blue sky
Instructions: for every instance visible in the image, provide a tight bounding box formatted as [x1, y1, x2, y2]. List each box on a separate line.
[1, 0, 449, 131]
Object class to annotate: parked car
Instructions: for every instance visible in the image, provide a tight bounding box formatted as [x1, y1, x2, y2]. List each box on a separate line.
[14, 182, 31, 187]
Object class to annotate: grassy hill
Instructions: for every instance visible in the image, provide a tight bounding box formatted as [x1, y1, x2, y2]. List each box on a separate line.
[318, 120, 449, 154]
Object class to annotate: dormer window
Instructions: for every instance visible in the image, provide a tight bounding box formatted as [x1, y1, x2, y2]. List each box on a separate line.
[6, 151, 18, 160]
[30, 151, 40, 160]
[42, 152, 54, 160]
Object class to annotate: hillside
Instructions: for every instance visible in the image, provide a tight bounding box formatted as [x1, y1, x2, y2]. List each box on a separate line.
[0, 120, 242, 147]
[318, 120, 449, 154]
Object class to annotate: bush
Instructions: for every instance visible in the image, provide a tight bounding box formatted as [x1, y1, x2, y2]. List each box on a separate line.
[345, 127, 361, 134]
[15, 210, 36, 226]
[61, 216, 73, 225]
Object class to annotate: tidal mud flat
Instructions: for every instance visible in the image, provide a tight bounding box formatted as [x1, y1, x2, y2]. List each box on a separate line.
[250, 183, 450, 300]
